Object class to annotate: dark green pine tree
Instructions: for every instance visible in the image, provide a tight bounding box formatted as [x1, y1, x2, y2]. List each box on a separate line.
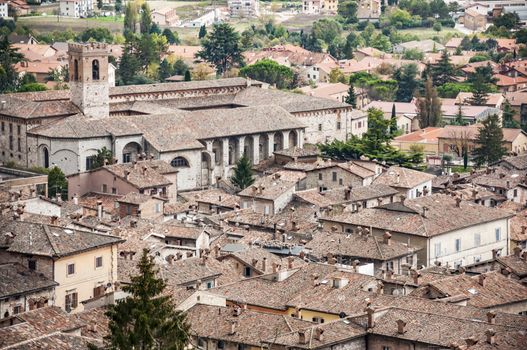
[105, 249, 189, 350]
[184, 70, 191, 81]
[140, 3, 152, 34]
[502, 100, 520, 128]
[390, 103, 398, 135]
[473, 114, 507, 167]
[431, 50, 455, 86]
[198, 25, 207, 39]
[159, 59, 173, 82]
[230, 156, 255, 190]
[345, 77, 357, 108]
[469, 75, 490, 106]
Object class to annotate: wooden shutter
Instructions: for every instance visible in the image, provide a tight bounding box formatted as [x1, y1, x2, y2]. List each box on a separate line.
[65, 294, 71, 309]
[72, 293, 78, 308]
[93, 286, 104, 298]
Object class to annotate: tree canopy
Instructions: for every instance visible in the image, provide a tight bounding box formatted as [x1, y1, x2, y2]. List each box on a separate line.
[239, 59, 295, 89]
[197, 23, 245, 76]
[230, 156, 255, 190]
[472, 114, 507, 167]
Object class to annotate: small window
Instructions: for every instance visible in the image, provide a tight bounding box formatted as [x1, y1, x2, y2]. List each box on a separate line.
[17, 138, 21, 152]
[514, 189, 518, 197]
[336, 121, 341, 130]
[339, 178, 343, 185]
[495, 228, 501, 242]
[318, 124, 323, 131]
[9, 135, 13, 150]
[383, 346, 391, 350]
[102, 184, 108, 193]
[67, 263, 75, 276]
[218, 341, 225, 350]
[434, 243, 441, 258]
[332, 171, 337, 182]
[86, 155, 96, 170]
[28, 259, 37, 271]
[65, 292, 78, 311]
[318, 173, 323, 180]
[244, 266, 251, 277]
[112, 187, 117, 194]
[13, 305, 22, 315]
[455, 239, 461, 252]
[9, 123, 12, 134]
[95, 256, 103, 268]
[122, 153, 132, 163]
[474, 233, 481, 247]
[171, 157, 189, 167]
[1, 122, 4, 132]
[17, 125, 21, 134]
[206, 281, 214, 289]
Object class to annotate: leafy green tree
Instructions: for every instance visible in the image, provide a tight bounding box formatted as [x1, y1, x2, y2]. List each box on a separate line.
[93, 147, 113, 168]
[363, 108, 393, 155]
[18, 83, 47, 92]
[173, 59, 189, 75]
[184, 70, 191, 81]
[230, 156, 254, 190]
[140, 3, 152, 34]
[402, 48, 424, 60]
[115, 0, 122, 12]
[473, 114, 507, 167]
[197, 23, 244, 76]
[502, 100, 519, 129]
[516, 29, 527, 45]
[124, 2, 138, 34]
[494, 12, 520, 30]
[117, 50, 142, 85]
[79, 28, 113, 43]
[198, 25, 207, 39]
[431, 50, 455, 86]
[312, 18, 342, 45]
[48, 166, 68, 200]
[105, 249, 189, 350]
[416, 78, 442, 128]
[162, 28, 179, 44]
[345, 77, 357, 108]
[239, 59, 295, 89]
[0, 35, 24, 93]
[436, 82, 472, 98]
[469, 76, 490, 106]
[97, 0, 103, 10]
[337, 0, 358, 23]
[393, 63, 419, 102]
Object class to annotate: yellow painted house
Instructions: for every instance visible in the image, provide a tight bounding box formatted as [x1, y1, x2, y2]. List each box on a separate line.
[0, 219, 123, 313]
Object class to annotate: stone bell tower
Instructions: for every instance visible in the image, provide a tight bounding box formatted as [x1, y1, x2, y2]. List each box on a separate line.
[68, 42, 110, 118]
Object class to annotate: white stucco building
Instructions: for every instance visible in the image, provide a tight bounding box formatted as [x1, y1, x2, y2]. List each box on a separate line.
[59, 0, 93, 18]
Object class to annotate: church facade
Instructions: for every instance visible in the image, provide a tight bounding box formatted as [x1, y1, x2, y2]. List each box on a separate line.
[0, 43, 367, 192]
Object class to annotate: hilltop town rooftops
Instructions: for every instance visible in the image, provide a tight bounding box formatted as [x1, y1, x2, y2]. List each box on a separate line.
[294, 184, 398, 208]
[322, 194, 512, 237]
[0, 262, 58, 299]
[0, 220, 123, 258]
[373, 166, 435, 189]
[238, 173, 298, 201]
[304, 231, 417, 261]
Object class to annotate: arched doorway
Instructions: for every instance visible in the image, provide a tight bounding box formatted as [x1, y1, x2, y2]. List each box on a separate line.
[42, 147, 49, 168]
[212, 140, 223, 166]
[122, 142, 142, 163]
[289, 130, 298, 148]
[259, 134, 269, 160]
[274, 132, 284, 152]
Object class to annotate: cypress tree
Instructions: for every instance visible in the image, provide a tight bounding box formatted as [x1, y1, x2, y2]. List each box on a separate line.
[502, 100, 519, 128]
[345, 77, 357, 108]
[473, 114, 507, 167]
[452, 104, 466, 126]
[431, 50, 455, 86]
[105, 249, 189, 350]
[184, 70, 191, 81]
[230, 156, 254, 190]
[390, 103, 398, 135]
[416, 78, 442, 128]
[198, 25, 207, 39]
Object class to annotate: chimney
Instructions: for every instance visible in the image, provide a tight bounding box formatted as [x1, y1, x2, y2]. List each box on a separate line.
[513, 246, 522, 257]
[0, 101, 6, 110]
[486, 311, 496, 324]
[97, 200, 103, 220]
[272, 262, 278, 273]
[314, 328, 324, 341]
[395, 173, 400, 184]
[292, 221, 298, 231]
[465, 337, 478, 347]
[125, 170, 131, 180]
[313, 274, 320, 286]
[422, 206, 429, 218]
[201, 254, 208, 265]
[298, 330, 308, 345]
[478, 274, 486, 287]
[51, 215, 58, 225]
[327, 253, 335, 265]
[345, 186, 352, 200]
[396, 319, 406, 334]
[130, 219, 137, 228]
[288, 256, 293, 269]
[166, 255, 174, 265]
[352, 259, 360, 272]
[491, 249, 499, 260]
[412, 271, 421, 285]
[386, 270, 394, 280]
[383, 231, 391, 245]
[229, 321, 237, 335]
[218, 195, 222, 202]
[331, 225, 338, 232]
[262, 257, 267, 272]
[73, 193, 78, 205]
[485, 329, 496, 345]
[365, 306, 375, 329]
[400, 195, 406, 205]
[455, 197, 462, 208]
[251, 259, 258, 267]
